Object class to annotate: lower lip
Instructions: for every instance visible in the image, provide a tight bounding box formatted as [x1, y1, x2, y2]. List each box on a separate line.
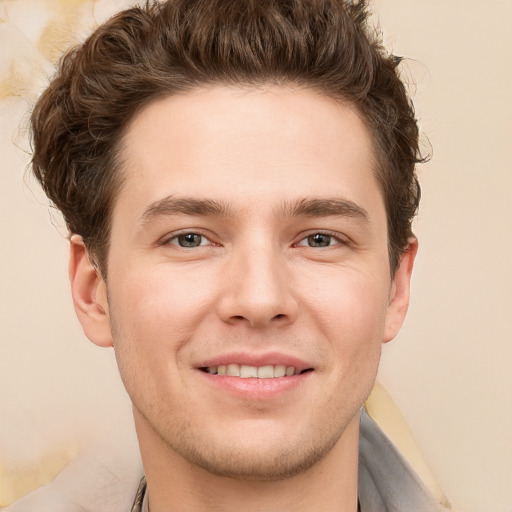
[198, 371, 312, 400]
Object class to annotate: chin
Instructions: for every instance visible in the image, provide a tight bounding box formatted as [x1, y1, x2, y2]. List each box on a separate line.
[175, 443, 332, 481]
[163, 415, 354, 481]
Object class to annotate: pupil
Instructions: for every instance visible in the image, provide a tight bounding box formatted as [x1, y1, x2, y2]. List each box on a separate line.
[179, 233, 201, 247]
[309, 233, 330, 247]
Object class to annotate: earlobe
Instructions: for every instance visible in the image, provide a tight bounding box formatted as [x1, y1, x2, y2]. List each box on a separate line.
[383, 238, 418, 343]
[69, 235, 113, 348]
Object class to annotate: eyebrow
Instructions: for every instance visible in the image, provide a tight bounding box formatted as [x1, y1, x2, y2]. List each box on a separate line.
[140, 196, 234, 225]
[281, 197, 369, 221]
[139, 195, 369, 225]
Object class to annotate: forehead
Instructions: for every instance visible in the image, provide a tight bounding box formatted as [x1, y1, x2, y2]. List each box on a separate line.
[116, 85, 381, 220]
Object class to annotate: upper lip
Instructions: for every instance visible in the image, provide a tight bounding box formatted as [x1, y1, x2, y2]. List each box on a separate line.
[196, 351, 313, 372]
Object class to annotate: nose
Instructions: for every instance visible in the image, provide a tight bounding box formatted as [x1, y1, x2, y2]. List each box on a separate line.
[217, 242, 299, 329]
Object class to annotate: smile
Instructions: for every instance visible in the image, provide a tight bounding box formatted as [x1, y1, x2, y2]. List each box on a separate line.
[201, 364, 311, 378]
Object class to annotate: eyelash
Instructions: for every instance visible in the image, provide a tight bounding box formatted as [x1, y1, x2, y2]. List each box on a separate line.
[162, 230, 348, 249]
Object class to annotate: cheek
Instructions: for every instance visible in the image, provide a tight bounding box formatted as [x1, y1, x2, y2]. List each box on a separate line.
[106, 262, 222, 400]
[110, 262, 218, 343]
[297, 264, 390, 400]
[107, 267, 208, 407]
[300, 265, 390, 344]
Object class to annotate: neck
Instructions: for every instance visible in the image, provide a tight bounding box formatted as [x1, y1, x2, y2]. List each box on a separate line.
[135, 410, 361, 512]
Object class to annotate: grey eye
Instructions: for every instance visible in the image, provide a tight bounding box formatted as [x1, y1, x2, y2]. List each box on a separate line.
[307, 233, 333, 247]
[176, 233, 205, 247]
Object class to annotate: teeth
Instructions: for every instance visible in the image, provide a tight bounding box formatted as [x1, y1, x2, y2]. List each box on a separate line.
[205, 364, 301, 378]
[257, 365, 274, 378]
[240, 365, 258, 378]
[227, 364, 239, 376]
[274, 365, 286, 377]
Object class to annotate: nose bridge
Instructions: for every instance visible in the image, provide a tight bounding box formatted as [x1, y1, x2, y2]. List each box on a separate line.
[219, 233, 297, 327]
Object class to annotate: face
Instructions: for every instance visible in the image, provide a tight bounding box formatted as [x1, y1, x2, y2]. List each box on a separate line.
[72, 85, 415, 480]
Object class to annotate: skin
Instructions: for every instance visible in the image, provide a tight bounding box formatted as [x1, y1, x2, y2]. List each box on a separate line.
[70, 86, 417, 512]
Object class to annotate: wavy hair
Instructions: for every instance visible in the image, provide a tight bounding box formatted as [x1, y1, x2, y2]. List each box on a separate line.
[31, 0, 423, 275]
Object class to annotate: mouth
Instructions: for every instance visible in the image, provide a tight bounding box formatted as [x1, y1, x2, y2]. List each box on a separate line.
[195, 353, 315, 398]
[199, 364, 313, 379]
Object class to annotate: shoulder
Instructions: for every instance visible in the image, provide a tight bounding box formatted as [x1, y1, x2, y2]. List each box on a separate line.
[4, 436, 143, 512]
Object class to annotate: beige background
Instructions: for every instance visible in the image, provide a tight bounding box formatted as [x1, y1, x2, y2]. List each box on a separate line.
[1, 1, 511, 511]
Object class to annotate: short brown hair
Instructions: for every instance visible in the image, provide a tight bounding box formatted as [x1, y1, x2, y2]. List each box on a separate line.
[31, 0, 423, 276]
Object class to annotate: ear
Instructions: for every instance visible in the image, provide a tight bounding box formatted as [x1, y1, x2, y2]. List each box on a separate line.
[383, 237, 418, 343]
[69, 235, 113, 348]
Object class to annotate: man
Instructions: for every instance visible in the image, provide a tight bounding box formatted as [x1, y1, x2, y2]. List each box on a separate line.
[9, 0, 450, 511]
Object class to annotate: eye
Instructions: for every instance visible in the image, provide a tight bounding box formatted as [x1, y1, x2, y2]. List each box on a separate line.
[168, 232, 210, 248]
[297, 232, 342, 248]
